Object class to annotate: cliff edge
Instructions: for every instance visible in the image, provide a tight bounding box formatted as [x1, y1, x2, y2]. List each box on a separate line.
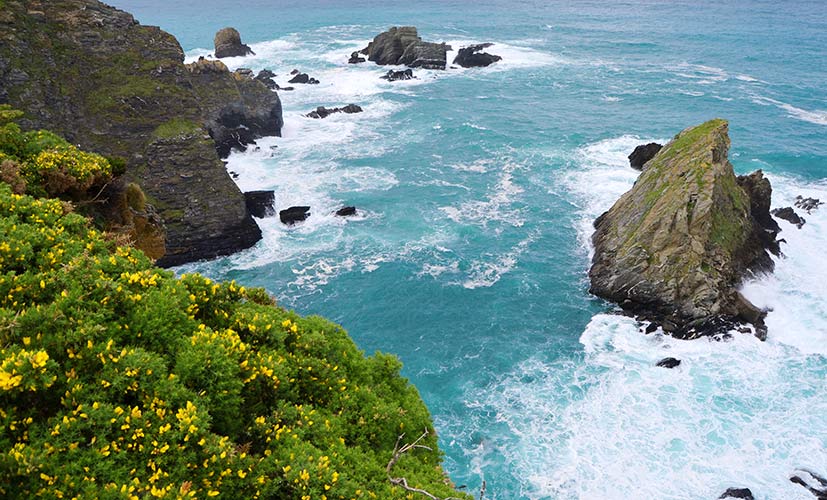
[589, 119, 779, 339]
[0, 0, 283, 266]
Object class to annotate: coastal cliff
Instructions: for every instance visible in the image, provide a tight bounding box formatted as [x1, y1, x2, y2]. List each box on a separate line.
[0, 0, 283, 266]
[589, 120, 779, 338]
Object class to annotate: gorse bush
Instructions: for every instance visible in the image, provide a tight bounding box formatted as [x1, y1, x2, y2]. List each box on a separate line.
[0, 119, 468, 498]
[0, 105, 112, 197]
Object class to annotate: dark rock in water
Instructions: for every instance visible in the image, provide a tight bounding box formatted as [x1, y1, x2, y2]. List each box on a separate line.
[790, 469, 827, 499]
[279, 86, 295, 91]
[795, 195, 824, 213]
[336, 206, 357, 217]
[361, 26, 448, 69]
[737, 170, 781, 257]
[644, 323, 659, 334]
[290, 69, 300, 75]
[306, 104, 363, 119]
[628, 142, 663, 170]
[244, 191, 276, 218]
[214, 27, 255, 58]
[0, 2, 284, 266]
[718, 487, 754, 500]
[280, 206, 311, 225]
[348, 51, 366, 64]
[656, 357, 681, 368]
[589, 120, 778, 340]
[381, 69, 415, 81]
[287, 72, 319, 84]
[772, 206, 806, 228]
[453, 43, 503, 68]
[255, 69, 278, 90]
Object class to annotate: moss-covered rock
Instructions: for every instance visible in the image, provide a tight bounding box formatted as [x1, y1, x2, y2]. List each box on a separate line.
[589, 119, 779, 339]
[0, 0, 283, 266]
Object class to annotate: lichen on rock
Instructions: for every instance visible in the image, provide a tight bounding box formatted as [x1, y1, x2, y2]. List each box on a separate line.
[589, 119, 779, 339]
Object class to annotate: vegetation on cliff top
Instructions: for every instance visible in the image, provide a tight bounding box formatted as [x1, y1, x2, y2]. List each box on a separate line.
[0, 111, 467, 499]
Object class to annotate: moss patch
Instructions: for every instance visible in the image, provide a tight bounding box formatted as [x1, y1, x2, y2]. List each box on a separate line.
[152, 118, 202, 140]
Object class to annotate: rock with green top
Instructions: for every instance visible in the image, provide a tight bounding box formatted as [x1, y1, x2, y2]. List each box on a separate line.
[589, 119, 779, 339]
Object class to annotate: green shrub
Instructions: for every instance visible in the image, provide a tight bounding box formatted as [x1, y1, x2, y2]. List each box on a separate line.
[0, 135, 467, 498]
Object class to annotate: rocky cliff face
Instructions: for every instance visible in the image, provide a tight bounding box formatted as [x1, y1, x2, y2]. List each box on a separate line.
[0, 0, 283, 265]
[589, 119, 778, 338]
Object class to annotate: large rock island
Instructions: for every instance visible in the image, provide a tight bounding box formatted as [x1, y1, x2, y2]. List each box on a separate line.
[0, 0, 283, 266]
[589, 119, 779, 339]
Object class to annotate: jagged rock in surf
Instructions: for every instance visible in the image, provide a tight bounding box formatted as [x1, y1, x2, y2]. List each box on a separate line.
[795, 195, 824, 213]
[453, 43, 502, 68]
[288, 72, 319, 84]
[335, 206, 357, 217]
[628, 142, 663, 170]
[280, 206, 311, 225]
[589, 119, 780, 340]
[772, 207, 806, 228]
[348, 51, 366, 64]
[255, 69, 278, 90]
[214, 27, 255, 58]
[790, 469, 827, 500]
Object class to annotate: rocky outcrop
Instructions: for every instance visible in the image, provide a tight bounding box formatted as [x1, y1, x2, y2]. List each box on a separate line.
[589, 120, 779, 339]
[628, 142, 663, 170]
[280, 206, 310, 225]
[306, 104, 363, 119]
[453, 43, 502, 68]
[255, 69, 278, 89]
[214, 27, 254, 58]
[288, 72, 319, 84]
[361, 27, 449, 70]
[0, 0, 283, 266]
[772, 207, 805, 228]
[244, 190, 276, 218]
[736, 170, 781, 256]
[381, 69, 416, 81]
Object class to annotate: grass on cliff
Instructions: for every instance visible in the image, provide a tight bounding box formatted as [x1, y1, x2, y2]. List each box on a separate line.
[0, 109, 468, 499]
[152, 119, 203, 140]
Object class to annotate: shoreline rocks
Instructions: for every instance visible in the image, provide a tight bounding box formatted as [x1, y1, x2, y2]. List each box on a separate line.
[772, 206, 806, 228]
[718, 488, 754, 500]
[381, 69, 416, 81]
[628, 142, 663, 170]
[589, 119, 779, 339]
[453, 43, 502, 68]
[288, 72, 320, 84]
[214, 27, 254, 58]
[795, 195, 823, 213]
[335, 206, 357, 217]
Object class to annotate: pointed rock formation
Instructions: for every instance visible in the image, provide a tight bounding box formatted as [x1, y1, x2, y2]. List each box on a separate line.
[589, 119, 779, 339]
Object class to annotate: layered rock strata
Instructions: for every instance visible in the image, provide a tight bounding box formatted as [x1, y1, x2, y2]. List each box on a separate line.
[589, 119, 779, 339]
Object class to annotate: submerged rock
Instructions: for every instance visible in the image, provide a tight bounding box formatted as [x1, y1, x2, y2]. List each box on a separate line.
[381, 69, 415, 81]
[361, 26, 448, 69]
[628, 142, 663, 170]
[656, 357, 681, 368]
[718, 487, 754, 500]
[795, 195, 824, 213]
[453, 43, 502, 68]
[306, 104, 363, 119]
[244, 191, 276, 218]
[280, 206, 311, 225]
[335, 206, 357, 217]
[772, 206, 806, 228]
[589, 119, 779, 339]
[214, 27, 254, 58]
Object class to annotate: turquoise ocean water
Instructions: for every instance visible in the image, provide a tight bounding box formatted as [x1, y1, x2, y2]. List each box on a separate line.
[109, 1, 827, 498]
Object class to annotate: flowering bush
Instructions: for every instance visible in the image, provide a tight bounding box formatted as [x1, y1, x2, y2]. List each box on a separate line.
[0, 134, 467, 498]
